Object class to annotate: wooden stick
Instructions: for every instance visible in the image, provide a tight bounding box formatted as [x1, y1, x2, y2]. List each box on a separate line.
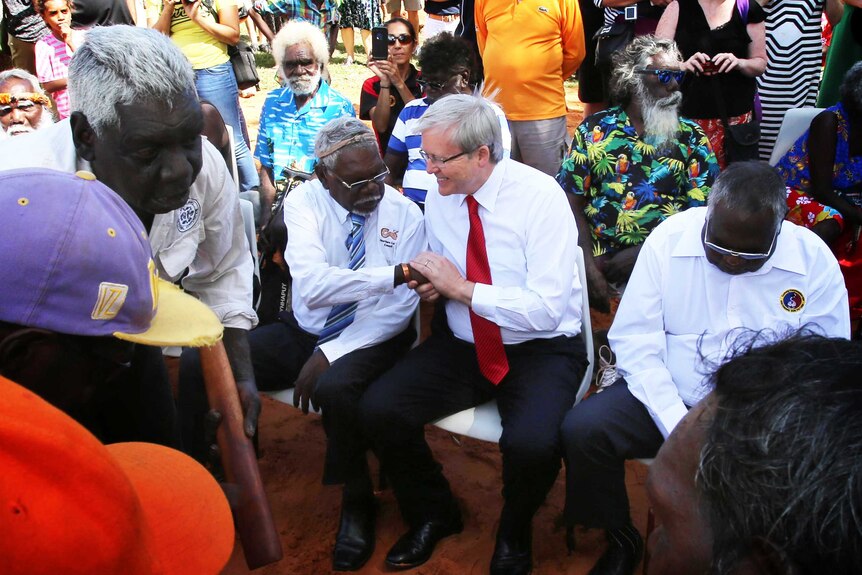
[200, 341, 283, 569]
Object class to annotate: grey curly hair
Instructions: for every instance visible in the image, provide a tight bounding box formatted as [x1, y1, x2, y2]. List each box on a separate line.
[610, 35, 683, 106]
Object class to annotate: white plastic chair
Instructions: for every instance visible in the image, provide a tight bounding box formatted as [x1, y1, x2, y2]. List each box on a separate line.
[768, 107, 825, 166]
[430, 246, 594, 443]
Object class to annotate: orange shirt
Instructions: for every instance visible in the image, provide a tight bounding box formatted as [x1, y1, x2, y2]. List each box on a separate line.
[476, 0, 584, 121]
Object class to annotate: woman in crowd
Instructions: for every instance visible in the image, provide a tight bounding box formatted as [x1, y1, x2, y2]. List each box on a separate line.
[383, 32, 510, 209]
[339, 0, 382, 65]
[149, 0, 260, 191]
[359, 17, 422, 154]
[656, 0, 767, 169]
[776, 62, 862, 244]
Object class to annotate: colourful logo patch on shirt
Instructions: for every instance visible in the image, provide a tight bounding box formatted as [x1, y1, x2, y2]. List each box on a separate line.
[177, 199, 201, 233]
[379, 227, 398, 248]
[780, 289, 805, 313]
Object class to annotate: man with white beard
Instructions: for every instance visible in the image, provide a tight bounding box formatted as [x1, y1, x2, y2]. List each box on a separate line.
[0, 69, 54, 138]
[255, 20, 354, 228]
[557, 36, 719, 313]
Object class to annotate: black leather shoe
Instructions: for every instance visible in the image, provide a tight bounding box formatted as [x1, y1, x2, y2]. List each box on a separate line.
[332, 500, 376, 571]
[384, 515, 464, 569]
[490, 522, 532, 575]
[588, 529, 643, 575]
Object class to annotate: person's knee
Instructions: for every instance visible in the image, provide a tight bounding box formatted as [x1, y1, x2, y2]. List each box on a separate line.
[314, 371, 357, 412]
[358, 383, 403, 441]
[561, 402, 612, 458]
[503, 429, 560, 469]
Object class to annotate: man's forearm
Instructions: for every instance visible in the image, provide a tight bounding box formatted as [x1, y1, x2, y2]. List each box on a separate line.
[223, 326, 256, 385]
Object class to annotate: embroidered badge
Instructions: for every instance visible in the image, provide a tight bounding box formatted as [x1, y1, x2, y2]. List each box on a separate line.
[780, 289, 805, 313]
[177, 199, 201, 233]
[92, 282, 129, 320]
[379, 227, 398, 248]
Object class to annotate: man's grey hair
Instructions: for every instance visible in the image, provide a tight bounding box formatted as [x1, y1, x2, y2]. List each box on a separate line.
[0, 69, 45, 95]
[314, 117, 379, 172]
[610, 35, 682, 106]
[840, 61, 862, 117]
[68, 26, 196, 136]
[706, 161, 787, 230]
[416, 94, 504, 162]
[273, 20, 330, 75]
[699, 331, 862, 575]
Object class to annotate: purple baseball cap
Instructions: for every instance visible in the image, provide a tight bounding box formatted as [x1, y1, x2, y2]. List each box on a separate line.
[0, 168, 222, 347]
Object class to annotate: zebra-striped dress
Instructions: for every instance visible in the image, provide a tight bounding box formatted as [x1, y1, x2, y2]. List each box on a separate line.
[756, 0, 825, 161]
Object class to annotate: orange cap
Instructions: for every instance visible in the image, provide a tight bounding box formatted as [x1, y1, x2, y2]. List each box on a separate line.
[0, 375, 235, 575]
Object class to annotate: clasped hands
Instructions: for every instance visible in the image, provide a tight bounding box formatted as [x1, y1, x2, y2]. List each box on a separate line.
[407, 251, 475, 306]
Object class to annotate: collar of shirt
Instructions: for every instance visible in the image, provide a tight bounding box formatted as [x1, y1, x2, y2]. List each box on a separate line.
[455, 158, 506, 213]
[670, 208, 806, 276]
[284, 79, 333, 116]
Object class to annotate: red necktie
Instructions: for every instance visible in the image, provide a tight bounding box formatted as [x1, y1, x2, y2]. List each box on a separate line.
[465, 195, 509, 384]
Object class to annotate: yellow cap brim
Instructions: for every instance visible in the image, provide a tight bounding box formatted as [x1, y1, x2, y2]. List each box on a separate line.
[113, 279, 224, 347]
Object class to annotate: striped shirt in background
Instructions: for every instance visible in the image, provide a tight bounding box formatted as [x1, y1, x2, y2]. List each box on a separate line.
[757, 0, 825, 161]
[386, 97, 512, 206]
[35, 33, 75, 119]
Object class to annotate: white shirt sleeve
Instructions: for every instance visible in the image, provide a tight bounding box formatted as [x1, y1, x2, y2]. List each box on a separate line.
[285, 192, 399, 308]
[179, 146, 257, 330]
[608, 235, 688, 438]
[319, 213, 426, 362]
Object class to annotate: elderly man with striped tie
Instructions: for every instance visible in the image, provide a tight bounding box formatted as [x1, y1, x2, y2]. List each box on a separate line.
[360, 94, 588, 575]
[247, 117, 426, 572]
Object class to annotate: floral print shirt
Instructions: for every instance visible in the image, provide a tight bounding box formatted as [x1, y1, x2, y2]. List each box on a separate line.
[557, 106, 719, 257]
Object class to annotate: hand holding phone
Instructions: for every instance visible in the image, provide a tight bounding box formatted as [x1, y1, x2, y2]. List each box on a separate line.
[370, 26, 389, 61]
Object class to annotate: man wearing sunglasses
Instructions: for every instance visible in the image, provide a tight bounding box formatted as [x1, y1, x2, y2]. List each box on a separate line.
[561, 161, 850, 575]
[248, 118, 426, 572]
[0, 68, 54, 138]
[558, 35, 719, 314]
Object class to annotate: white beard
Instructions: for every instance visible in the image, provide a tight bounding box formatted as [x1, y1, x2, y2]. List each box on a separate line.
[288, 70, 322, 96]
[638, 85, 683, 150]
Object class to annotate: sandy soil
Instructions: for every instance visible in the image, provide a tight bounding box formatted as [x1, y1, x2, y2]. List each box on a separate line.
[220, 96, 650, 575]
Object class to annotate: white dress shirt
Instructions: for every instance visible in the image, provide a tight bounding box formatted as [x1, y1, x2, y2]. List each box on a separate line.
[610, 207, 851, 438]
[0, 119, 258, 330]
[424, 158, 583, 344]
[284, 179, 426, 362]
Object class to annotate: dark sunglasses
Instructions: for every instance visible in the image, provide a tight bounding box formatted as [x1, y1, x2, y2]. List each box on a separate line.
[634, 68, 686, 85]
[388, 33, 413, 45]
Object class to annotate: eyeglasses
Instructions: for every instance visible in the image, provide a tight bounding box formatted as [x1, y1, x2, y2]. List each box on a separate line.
[417, 72, 463, 92]
[388, 33, 413, 45]
[703, 220, 780, 260]
[282, 58, 318, 72]
[331, 167, 389, 191]
[634, 68, 686, 85]
[419, 148, 473, 165]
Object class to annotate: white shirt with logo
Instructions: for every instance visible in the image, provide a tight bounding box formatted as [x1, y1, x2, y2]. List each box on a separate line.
[610, 207, 851, 438]
[284, 179, 426, 362]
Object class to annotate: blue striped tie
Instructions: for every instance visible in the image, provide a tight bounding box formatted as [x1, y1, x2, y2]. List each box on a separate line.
[317, 213, 366, 344]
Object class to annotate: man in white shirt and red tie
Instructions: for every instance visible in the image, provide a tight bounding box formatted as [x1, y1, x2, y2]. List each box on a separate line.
[247, 117, 426, 572]
[360, 94, 588, 575]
